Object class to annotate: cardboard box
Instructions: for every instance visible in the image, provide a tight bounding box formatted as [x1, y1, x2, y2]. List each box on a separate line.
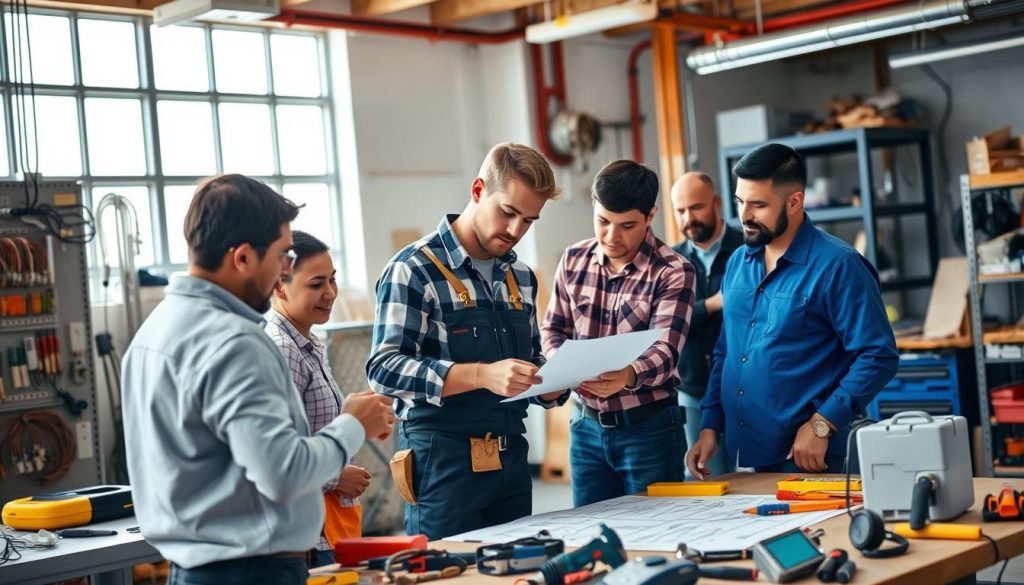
[966, 126, 1024, 175]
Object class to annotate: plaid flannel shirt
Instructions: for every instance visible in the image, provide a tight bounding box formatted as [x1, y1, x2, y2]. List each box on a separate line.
[265, 309, 357, 551]
[542, 230, 696, 413]
[366, 214, 569, 419]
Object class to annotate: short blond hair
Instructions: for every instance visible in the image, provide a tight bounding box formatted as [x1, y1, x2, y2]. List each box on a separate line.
[478, 143, 561, 200]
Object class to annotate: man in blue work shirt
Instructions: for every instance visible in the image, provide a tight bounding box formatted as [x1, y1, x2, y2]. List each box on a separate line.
[669, 172, 743, 477]
[122, 175, 395, 585]
[686, 144, 898, 477]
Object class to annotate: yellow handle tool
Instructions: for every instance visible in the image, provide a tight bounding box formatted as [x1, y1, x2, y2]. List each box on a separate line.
[893, 523, 982, 541]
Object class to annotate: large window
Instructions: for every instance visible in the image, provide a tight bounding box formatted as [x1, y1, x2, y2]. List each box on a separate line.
[1, 9, 340, 272]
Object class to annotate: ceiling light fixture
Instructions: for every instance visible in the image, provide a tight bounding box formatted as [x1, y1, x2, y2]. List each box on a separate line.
[889, 31, 1024, 68]
[525, 2, 658, 45]
[153, 0, 279, 27]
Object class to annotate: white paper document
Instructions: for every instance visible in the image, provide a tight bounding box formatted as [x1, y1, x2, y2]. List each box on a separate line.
[448, 495, 846, 552]
[503, 328, 668, 402]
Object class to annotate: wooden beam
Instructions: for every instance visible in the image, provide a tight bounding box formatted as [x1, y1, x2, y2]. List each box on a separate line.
[731, 0, 833, 20]
[430, 0, 539, 25]
[31, 0, 163, 12]
[663, 12, 753, 33]
[351, 0, 438, 17]
[650, 23, 687, 245]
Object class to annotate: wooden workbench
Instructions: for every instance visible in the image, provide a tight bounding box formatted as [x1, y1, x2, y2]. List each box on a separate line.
[429, 473, 1024, 584]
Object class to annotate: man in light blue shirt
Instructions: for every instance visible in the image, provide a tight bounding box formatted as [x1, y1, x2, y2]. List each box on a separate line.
[121, 174, 395, 585]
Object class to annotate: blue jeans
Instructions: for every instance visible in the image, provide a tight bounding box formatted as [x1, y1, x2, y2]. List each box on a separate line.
[401, 430, 532, 540]
[569, 402, 686, 507]
[168, 557, 307, 585]
[678, 392, 733, 477]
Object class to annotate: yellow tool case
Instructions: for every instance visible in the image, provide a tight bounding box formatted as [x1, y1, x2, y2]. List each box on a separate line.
[2, 485, 133, 530]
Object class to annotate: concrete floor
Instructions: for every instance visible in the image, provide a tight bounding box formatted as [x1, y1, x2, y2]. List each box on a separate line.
[530, 479, 1022, 584]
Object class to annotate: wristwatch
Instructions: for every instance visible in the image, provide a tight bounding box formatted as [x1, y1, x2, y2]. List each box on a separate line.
[811, 416, 835, 439]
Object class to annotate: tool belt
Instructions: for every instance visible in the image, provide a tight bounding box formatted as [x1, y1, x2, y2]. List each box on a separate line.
[390, 433, 511, 506]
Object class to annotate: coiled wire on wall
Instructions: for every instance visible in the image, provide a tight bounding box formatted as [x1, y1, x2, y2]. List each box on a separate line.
[0, 410, 76, 483]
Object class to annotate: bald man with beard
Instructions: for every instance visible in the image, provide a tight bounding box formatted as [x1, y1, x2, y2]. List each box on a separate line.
[670, 172, 743, 477]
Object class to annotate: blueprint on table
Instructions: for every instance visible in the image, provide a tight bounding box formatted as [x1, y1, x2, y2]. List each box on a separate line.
[448, 494, 846, 552]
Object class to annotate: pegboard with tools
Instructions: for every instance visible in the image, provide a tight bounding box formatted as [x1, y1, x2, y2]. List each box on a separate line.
[0, 181, 100, 503]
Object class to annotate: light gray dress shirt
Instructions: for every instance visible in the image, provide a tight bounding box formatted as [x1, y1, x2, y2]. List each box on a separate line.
[121, 275, 364, 568]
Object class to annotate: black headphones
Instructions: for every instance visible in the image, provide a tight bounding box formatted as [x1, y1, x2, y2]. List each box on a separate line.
[849, 509, 909, 558]
[845, 418, 909, 560]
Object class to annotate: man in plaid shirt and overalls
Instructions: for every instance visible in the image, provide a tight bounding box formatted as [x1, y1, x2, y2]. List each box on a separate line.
[367, 143, 569, 540]
[543, 160, 696, 507]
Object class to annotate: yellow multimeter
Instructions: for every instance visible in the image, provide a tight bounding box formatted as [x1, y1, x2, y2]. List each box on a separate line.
[2, 485, 133, 530]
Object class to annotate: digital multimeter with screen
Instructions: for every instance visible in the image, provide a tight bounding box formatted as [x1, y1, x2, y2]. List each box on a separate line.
[752, 528, 826, 583]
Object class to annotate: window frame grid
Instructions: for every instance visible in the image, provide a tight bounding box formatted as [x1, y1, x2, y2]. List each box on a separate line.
[0, 7, 345, 281]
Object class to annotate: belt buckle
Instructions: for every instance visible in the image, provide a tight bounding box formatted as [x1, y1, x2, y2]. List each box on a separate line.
[498, 435, 509, 451]
[597, 410, 620, 428]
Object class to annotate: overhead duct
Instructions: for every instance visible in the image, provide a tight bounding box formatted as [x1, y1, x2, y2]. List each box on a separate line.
[687, 0, 971, 74]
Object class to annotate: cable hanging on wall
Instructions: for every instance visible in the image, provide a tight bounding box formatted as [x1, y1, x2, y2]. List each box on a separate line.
[0, 0, 96, 245]
[94, 192, 142, 485]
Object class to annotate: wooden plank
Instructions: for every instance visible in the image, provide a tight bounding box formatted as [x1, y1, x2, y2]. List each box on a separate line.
[969, 170, 1024, 189]
[651, 23, 687, 245]
[430, 0, 538, 25]
[606, 11, 753, 37]
[31, 0, 163, 12]
[731, 0, 832, 19]
[436, 474, 1024, 585]
[351, 0, 438, 16]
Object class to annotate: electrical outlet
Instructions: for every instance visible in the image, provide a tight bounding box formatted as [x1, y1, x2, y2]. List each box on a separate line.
[69, 322, 87, 355]
[76, 421, 94, 460]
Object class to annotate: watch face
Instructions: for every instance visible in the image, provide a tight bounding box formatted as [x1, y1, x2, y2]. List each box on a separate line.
[813, 420, 830, 438]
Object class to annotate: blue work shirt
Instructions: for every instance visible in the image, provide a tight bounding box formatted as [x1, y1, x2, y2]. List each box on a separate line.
[700, 215, 898, 468]
[121, 275, 365, 568]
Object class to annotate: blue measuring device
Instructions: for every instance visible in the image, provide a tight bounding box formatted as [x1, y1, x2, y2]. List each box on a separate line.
[476, 531, 565, 575]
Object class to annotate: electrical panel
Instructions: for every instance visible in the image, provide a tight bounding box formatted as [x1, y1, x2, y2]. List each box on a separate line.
[0, 182, 101, 503]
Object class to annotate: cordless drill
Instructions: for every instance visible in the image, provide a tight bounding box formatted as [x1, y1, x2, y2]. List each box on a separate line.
[539, 523, 627, 584]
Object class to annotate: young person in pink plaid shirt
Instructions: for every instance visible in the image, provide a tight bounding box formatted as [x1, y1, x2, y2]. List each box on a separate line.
[542, 160, 696, 506]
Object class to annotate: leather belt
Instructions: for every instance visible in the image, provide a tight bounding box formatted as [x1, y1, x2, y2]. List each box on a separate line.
[578, 397, 676, 429]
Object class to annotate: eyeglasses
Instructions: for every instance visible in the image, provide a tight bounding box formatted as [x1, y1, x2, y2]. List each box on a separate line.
[246, 245, 298, 271]
[283, 250, 298, 270]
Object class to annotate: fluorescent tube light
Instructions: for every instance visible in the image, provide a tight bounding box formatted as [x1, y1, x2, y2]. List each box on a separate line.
[889, 31, 1024, 68]
[526, 2, 658, 44]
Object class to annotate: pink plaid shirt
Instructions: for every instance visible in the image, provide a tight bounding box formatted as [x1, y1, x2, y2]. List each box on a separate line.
[542, 230, 695, 413]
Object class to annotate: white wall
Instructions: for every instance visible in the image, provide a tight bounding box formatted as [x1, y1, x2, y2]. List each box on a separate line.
[330, 30, 661, 463]
[334, 31, 660, 292]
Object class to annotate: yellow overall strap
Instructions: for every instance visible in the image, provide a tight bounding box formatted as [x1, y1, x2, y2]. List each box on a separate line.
[504, 269, 523, 311]
[419, 247, 475, 309]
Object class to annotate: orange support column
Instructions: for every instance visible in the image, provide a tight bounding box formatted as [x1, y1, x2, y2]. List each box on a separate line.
[651, 23, 687, 246]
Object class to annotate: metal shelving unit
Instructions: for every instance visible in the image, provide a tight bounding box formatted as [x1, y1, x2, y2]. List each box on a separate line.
[963, 173, 1024, 477]
[719, 127, 940, 293]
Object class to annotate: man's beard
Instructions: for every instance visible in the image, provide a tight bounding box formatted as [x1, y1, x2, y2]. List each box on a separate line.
[244, 279, 273, 313]
[743, 208, 788, 247]
[685, 218, 716, 244]
[472, 217, 515, 258]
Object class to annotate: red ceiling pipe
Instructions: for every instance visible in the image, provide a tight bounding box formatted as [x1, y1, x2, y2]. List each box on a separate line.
[627, 39, 652, 163]
[762, 0, 912, 32]
[531, 42, 574, 166]
[270, 9, 525, 44]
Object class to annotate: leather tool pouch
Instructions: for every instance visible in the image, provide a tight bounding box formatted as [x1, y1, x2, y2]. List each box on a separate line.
[390, 448, 417, 505]
[470, 432, 502, 473]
